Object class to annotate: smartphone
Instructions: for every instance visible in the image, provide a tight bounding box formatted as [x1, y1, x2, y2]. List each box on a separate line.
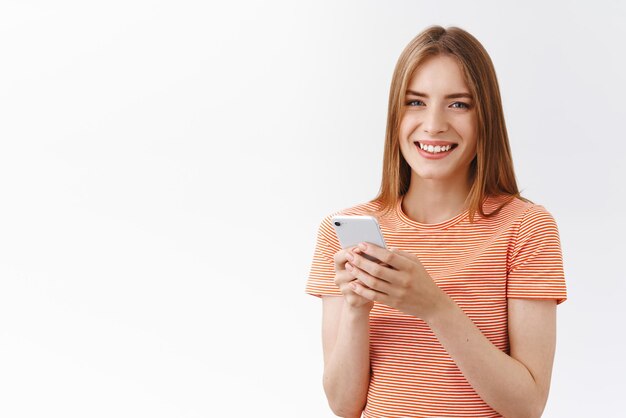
[331, 215, 387, 263]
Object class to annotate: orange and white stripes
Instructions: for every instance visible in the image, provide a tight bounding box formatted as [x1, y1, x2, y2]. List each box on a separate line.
[306, 194, 567, 417]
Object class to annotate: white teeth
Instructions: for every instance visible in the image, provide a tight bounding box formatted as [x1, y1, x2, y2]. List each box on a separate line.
[418, 143, 453, 153]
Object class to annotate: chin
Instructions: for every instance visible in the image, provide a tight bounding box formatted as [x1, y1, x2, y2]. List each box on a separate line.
[412, 167, 452, 180]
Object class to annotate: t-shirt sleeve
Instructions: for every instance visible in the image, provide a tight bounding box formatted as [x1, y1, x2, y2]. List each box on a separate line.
[507, 205, 567, 305]
[305, 214, 343, 298]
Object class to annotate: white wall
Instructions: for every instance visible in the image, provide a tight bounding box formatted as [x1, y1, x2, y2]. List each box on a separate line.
[1, 1, 624, 416]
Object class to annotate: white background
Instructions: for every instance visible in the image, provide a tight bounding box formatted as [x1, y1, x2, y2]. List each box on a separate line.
[1, 1, 624, 416]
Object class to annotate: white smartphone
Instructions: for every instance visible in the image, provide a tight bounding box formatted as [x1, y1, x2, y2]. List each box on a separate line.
[331, 215, 387, 263]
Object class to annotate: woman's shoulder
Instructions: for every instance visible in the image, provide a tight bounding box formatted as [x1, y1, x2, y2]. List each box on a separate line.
[482, 194, 558, 230]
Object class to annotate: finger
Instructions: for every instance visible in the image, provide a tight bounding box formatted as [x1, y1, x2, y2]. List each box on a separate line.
[353, 247, 392, 268]
[355, 242, 409, 271]
[334, 269, 356, 287]
[350, 280, 383, 301]
[336, 263, 374, 289]
[346, 261, 390, 295]
[389, 248, 428, 272]
[351, 247, 383, 265]
[337, 264, 378, 286]
[333, 247, 358, 271]
[350, 250, 394, 283]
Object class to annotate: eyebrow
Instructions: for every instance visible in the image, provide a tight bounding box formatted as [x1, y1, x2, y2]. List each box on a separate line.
[406, 90, 473, 100]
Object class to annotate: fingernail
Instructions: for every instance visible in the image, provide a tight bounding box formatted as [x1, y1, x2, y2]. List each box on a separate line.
[346, 252, 354, 262]
[358, 242, 367, 250]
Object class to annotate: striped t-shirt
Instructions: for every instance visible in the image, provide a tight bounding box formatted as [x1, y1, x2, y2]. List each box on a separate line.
[306, 194, 567, 417]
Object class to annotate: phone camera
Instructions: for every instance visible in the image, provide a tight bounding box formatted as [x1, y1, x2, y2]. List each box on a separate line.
[334, 221, 341, 226]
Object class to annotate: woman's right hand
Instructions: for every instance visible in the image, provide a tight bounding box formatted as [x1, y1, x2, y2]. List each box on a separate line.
[333, 247, 374, 311]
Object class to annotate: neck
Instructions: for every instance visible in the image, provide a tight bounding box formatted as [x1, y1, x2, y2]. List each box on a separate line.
[402, 172, 472, 224]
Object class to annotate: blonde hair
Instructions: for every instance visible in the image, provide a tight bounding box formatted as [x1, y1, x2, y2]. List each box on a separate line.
[367, 25, 529, 222]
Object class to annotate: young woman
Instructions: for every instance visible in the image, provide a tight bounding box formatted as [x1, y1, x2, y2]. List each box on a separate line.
[306, 26, 567, 418]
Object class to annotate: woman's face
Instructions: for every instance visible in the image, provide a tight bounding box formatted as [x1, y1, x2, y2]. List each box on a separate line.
[398, 54, 478, 184]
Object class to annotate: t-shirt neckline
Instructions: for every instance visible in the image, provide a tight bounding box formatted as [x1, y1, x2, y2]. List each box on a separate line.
[395, 194, 470, 230]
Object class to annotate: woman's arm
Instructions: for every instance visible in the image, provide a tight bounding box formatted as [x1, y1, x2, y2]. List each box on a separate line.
[424, 296, 557, 418]
[346, 243, 558, 418]
[319, 247, 376, 417]
[321, 296, 370, 418]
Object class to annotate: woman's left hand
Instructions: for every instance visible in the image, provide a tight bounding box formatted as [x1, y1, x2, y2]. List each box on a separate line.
[345, 242, 452, 321]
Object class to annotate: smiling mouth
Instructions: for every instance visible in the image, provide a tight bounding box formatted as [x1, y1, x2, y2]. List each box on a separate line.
[414, 141, 458, 154]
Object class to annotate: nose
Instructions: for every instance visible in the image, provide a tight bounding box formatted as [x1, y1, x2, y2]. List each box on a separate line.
[422, 106, 447, 135]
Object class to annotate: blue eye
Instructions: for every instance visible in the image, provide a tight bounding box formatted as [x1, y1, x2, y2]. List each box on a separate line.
[451, 102, 470, 109]
[406, 100, 425, 106]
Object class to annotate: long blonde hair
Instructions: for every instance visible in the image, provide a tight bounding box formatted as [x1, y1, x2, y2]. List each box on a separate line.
[368, 25, 529, 222]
